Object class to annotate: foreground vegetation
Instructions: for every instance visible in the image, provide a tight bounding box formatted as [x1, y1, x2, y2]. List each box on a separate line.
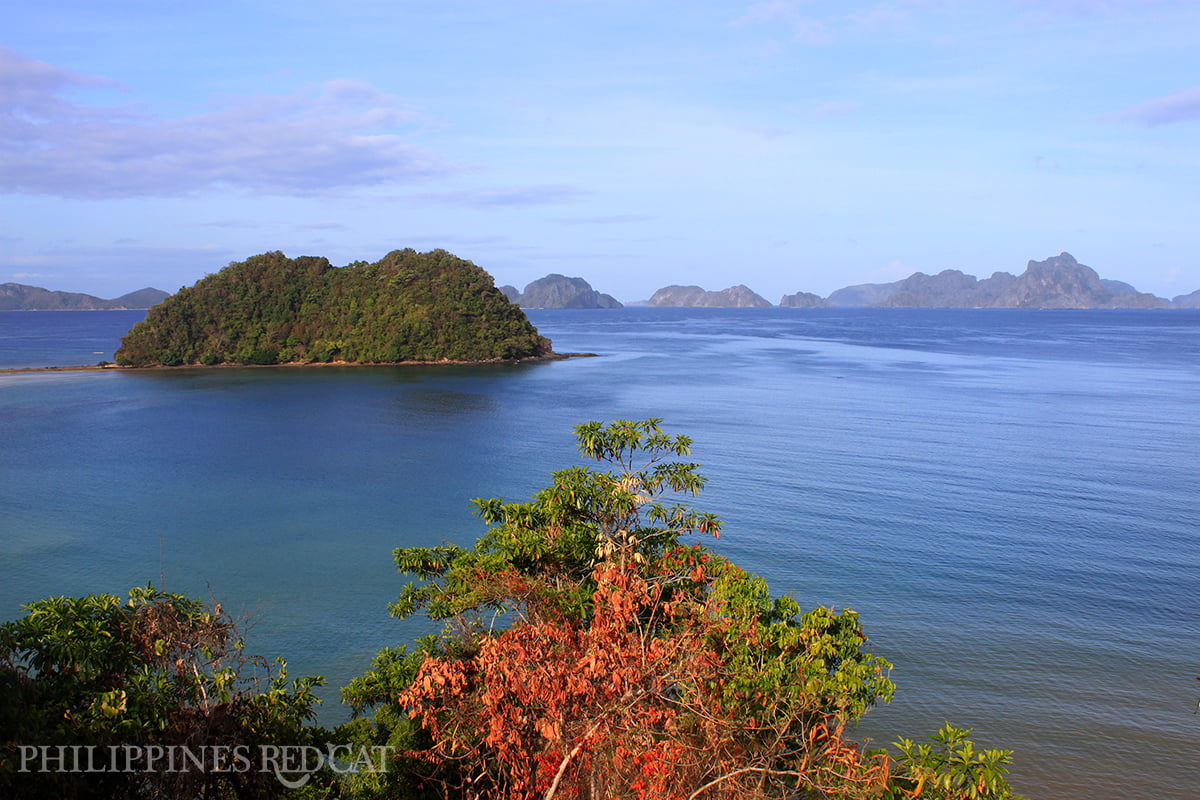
[115, 249, 552, 367]
[1, 420, 1022, 799]
[0, 586, 321, 799]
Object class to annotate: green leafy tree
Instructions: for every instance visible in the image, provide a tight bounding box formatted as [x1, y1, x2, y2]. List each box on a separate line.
[0, 585, 322, 799]
[346, 420, 952, 799]
[388, 418, 721, 624]
[883, 724, 1021, 800]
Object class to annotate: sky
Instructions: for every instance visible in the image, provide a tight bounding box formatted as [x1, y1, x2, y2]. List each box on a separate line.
[2, 0, 1198, 303]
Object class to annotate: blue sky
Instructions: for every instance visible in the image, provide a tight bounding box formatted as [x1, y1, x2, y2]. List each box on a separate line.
[3, 0, 1198, 302]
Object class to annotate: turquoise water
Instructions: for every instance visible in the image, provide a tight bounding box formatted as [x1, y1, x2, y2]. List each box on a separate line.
[1, 308, 1198, 798]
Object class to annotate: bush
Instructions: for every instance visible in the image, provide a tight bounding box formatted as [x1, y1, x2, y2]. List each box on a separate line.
[0, 585, 323, 799]
[346, 420, 918, 799]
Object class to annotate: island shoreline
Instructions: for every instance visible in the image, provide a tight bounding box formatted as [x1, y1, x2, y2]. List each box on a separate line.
[0, 352, 599, 376]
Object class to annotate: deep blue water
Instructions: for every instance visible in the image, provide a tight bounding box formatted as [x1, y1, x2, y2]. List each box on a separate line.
[1, 308, 1197, 799]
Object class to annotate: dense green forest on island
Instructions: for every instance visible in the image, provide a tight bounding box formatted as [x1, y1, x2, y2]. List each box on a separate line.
[114, 249, 552, 367]
[1, 420, 1023, 800]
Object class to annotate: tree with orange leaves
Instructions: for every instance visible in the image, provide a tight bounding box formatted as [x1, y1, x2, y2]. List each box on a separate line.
[342, 419, 1021, 800]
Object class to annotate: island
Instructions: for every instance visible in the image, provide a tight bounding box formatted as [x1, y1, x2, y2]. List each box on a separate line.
[1172, 289, 1200, 308]
[819, 253, 1172, 309]
[499, 274, 622, 308]
[114, 249, 553, 367]
[0, 284, 168, 310]
[645, 284, 772, 308]
[779, 290, 829, 308]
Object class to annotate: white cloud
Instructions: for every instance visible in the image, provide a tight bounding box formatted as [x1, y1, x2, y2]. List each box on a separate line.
[0, 45, 115, 120]
[1109, 88, 1200, 126]
[0, 47, 452, 198]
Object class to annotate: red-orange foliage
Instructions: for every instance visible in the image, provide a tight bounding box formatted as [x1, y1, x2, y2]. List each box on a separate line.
[377, 421, 901, 799]
[356, 420, 1016, 800]
[398, 556, 889, 800]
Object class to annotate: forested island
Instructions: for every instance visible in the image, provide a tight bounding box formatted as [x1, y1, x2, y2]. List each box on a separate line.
[114, 249, 553, 367]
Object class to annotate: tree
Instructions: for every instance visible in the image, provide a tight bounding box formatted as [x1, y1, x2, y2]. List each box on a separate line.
[0, 585, 322, 800]
[350, 419, 927, 799]
[884, 725, 1020, 800]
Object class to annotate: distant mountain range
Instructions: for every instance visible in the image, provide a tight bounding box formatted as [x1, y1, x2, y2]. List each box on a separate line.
[515, 252, 1199, 310]
[13, 251, 1200, 313]
[0, 283, 169, 311]
[826, 253, 1169, 309]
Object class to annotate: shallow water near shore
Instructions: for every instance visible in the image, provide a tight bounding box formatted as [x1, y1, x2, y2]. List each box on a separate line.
[2, 307, 1197, 799]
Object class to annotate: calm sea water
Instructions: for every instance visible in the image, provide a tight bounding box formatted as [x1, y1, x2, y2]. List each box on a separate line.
[1, 308, 1197, 799]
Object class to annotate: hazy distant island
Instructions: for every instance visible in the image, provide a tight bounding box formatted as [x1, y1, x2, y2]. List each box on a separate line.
[645, 284, 772, 308]
[114, 249, 553, 367]
[822, 253, 1170, 309]
[0, 283, 168, 311]
[779, 291, 830, 308]
[499, 274, 622, 308]
[615, 252, 1193, 310]
[1172, 288, 1200, 308]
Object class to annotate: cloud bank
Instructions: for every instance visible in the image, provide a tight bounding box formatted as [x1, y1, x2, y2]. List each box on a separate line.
[0, 47, 449, 198]
[1110, 87, 1200, 126]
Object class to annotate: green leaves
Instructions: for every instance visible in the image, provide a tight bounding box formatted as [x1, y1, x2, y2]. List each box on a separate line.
[576, 418, 685, 460]
[703, 561, 895, 727]
[342, 419, 1024, 800]
[4, 592, 131, 682]
[1, 585, 325, 799]
[889, 723, 1021, 800]
[362, 420, 924, 799]
[388, 419, 724, 629]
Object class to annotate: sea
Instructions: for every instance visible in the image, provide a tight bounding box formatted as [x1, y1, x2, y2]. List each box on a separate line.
[1, 307, 1197, 799]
